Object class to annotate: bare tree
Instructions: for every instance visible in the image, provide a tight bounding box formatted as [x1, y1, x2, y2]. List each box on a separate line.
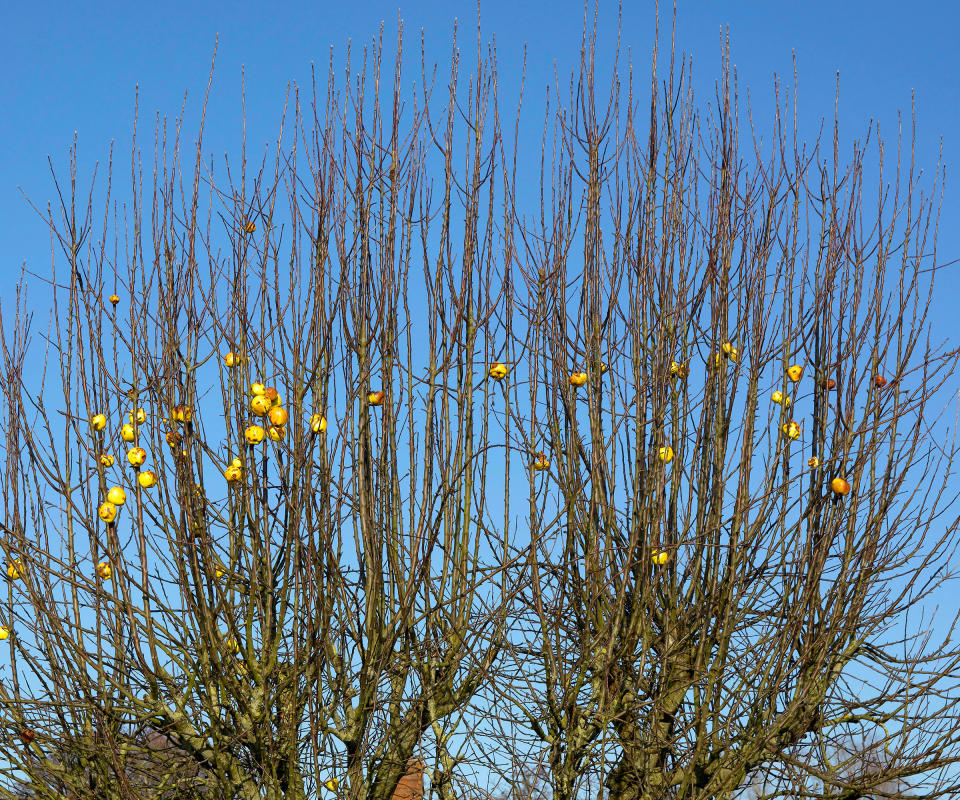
[1, 11, 958, 800]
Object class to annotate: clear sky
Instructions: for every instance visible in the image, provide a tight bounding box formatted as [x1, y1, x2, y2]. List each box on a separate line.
[2, 0, 958, 335]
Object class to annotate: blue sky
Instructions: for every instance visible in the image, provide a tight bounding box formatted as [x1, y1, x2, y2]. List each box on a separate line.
[3, 1, 958, 309]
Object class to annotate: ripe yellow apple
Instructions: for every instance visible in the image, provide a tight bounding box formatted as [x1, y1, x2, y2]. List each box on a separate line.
[0, 626, 9, 640]
[96, 561, 112, 580]
[807, 457, 820, 468]
[128, 408, 147, 424]
[652, 550, 670, 566]
[267, 425, 285, 441]
[721, 342, 738, 362]
[488, 362, 508, 380]
[127, 447, 147, 467]
[120, 423, 136, 442]
[99, 454, 115, 468]
[250, 395, 271, 416]
[368, 390, 385, 406]
[90, 413, 107, 431]
[98, 501, 118, 523]
[251, 382, 266, 396]
[215, 567, 226, 579]
[670, 361, 689, 378]
[109, 294, 120, 305]
[831, 477, 851, 496]
[658, 446, 674, 463]
[106, 486, 127, 506]
[771, 390, 791, 407]
[165, 431, 182, 449]
[310, 414, 327, 433]
[569, 372, 588, 388]
[224, 636, 240, 653]
[782, 421, 801, 441]
[137, 470, 157, 489]
[224, 464, 242, 482]
[224, 351, 241, 367]
[245, 425, 266, 445]
[244, 220, 256, 234]
[531, 452, 550, 471]
[171, 405, 192, 423]
[268, 407, 288, 427]
[232, 457, 242, 468]
[786, 364, 803, 382]
[324, 779, 339, 792]
[6, 558, 23, 580]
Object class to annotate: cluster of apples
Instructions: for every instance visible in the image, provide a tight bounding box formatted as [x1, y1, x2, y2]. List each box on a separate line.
[245, 383, 287, 444]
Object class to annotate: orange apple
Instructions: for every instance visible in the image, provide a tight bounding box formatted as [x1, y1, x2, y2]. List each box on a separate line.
[137, 470, 157, 489]
[127, 447, 147, 467]
[245, 425, 266, 445]
[90, 413, 107, 432]
[488, 362, 508, 380]
[106, 486, 126, 506]
[19, 729, 35, 745]
[831, 477, 851, 496]
[874, 375, 887, 388]
[786, 365, 803, 382]
[569, 372, 588, 388]
[264, 386, 280, 404]
[268, 407, 288, 427]
[368, 391, 385, 406]
[98, 502, 118, 523]
[243, 220, 256, 234]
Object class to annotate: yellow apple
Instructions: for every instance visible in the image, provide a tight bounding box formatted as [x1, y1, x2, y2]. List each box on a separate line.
[786, 364, 803, 382]
[250, 395, 271, 416]
[324, 779, 339, 792]
[368, 390, 385, 406]
[120, 423, 136, 442]
[243, 220, 256, 234]
[245, 425, 266, 445]
[137, 470, 157, 489]
[127, 447, 147, 467]
[569, 371, 588, 388]
[99, 454, 115, 468]
[224, 351, 241, 367]
[488, 362, 508, 380]
[771, 390, 791, 407]
[831, 477, 851, 496]
[90, 413, 107, 431]
[128, 408, 147, 424]
[531, 453, 550, 471]
[108, 294, 120, 305]
[658, 446, 674, 463]
[782, 421, 801, 441]
[268, 425, 285, 441]
[721, 342, 738, 362]
[224, 636, 240, 653]
[232, 457, 242, 468]
[670, 361, 689, 378]
[106, 486, 127, 506]
[224, 465, 242, 482]
[268, 407, 288, 427]
[96, 561, 112, 580]
[98, 502, 118, 523]
[652, 550, 670, 566]
[0, 625, 9, 640]
[310, 414, 327, 433]
[251, 382, 266, 396]
[6, 558, 23, 580]
[171, 405, 192, 423]
[807, 457, 820, 467]
[165, 430, 182, 449]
